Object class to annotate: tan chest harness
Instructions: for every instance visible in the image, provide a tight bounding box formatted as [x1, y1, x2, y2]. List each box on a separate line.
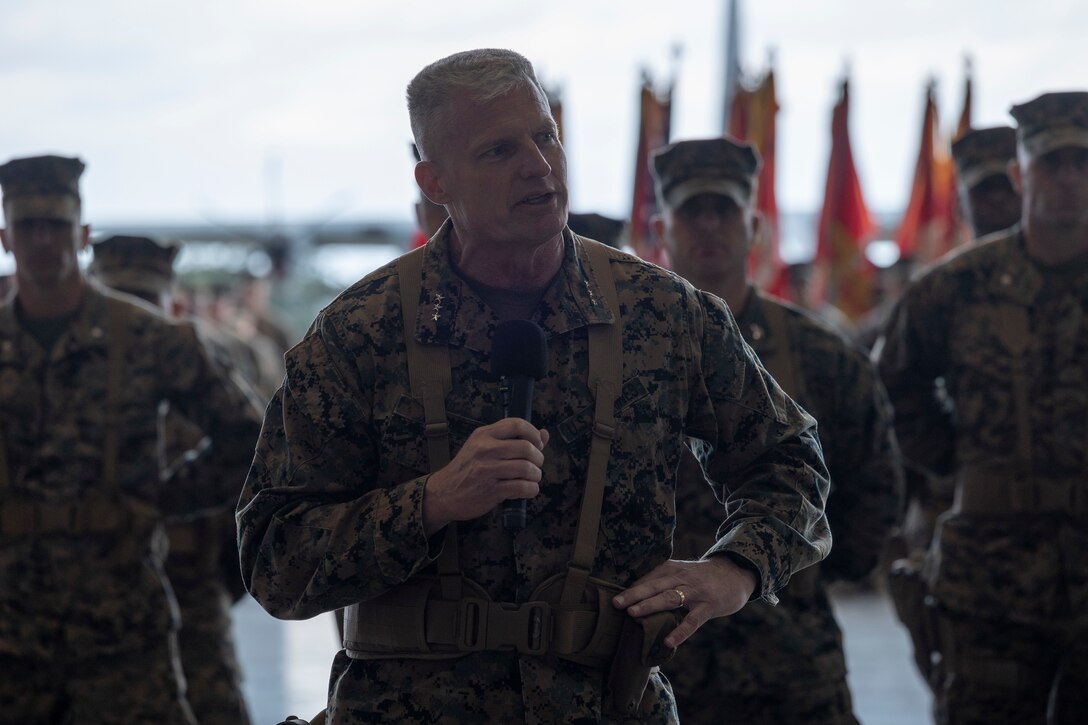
[343, 240, 638, 666]
[0, 297, 156, 540]
[952, 303, 1087, 518]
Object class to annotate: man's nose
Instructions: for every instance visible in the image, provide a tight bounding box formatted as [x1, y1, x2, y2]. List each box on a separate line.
[697, 210, 724, 229]
[520, 145, 553, 179]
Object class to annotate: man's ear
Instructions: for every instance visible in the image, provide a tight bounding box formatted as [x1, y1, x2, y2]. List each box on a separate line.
[415, 161, 450, 205]
[749, 209, 765, 252]
[650, 212, 666, 244]
[1007, 158, 1023, 195]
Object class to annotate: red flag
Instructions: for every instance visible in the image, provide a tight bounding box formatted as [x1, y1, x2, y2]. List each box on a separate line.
[895, 81, 957, 263]
[727, 68, 784, 296]
[629, 71, 673, 267]
[812, 78, 877, 321]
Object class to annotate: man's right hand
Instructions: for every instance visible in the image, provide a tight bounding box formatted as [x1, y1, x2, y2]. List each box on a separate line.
[422, 418, 549, 536]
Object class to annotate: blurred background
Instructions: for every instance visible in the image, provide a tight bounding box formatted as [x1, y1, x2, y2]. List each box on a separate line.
[4, 0, 1087, 337]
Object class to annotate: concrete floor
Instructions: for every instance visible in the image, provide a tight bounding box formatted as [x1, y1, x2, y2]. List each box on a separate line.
[233, 585, 933, 724]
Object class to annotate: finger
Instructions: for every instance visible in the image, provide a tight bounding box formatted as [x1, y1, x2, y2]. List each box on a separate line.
[663, 607, 709, 649]
[611, 564, 683, 609]
[613, 574, 678, 613]
[492, 417, 544, 444]
[498, 478, 541, 501]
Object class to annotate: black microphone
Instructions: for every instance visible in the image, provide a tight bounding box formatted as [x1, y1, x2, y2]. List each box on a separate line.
[491, 319, 548, 530]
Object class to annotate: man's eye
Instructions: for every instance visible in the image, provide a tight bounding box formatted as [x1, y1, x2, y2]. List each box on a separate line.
[482, 145, 508, 159]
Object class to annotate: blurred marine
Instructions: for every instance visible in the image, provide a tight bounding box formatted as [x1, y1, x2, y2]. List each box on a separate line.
[89, 234, 255, 725]
[876, 92, 1088, 724]
[0, 154, 263, 724]
[652, 137, 903, 725]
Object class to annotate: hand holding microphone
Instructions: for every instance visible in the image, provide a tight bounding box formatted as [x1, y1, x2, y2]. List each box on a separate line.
[491, 319, 548, 530]
[419, 320, 548, 536]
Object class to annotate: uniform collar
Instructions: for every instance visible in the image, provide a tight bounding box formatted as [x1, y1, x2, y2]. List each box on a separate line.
[0, 279, 112, 362]
[411, 223, 615, 352]
[985, 227, 1044, 305]
[733, 285, 776, 355]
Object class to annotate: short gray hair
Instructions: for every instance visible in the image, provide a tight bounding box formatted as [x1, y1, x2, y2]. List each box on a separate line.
[407, 48, 545, 161]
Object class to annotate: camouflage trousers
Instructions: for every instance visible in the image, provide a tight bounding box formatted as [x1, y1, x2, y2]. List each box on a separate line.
[172, 577, 251, 725]
[674, 676, 857, 725]
[934, 608, 1088, 725]
[0, 633, 196, 724]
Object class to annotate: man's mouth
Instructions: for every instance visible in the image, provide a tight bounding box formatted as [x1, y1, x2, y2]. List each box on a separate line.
[519, 191, 554, 206]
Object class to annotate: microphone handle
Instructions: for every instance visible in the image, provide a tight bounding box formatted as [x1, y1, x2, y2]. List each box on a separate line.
[502, 375, 534, 529]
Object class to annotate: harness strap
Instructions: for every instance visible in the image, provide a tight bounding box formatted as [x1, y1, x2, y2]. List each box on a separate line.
[103, 297, 131, 490]
[758, 296, 804, 403]
[561, 239, 623, 606]
[997, 304, 1033, 477]
[396, 246, 461, 600]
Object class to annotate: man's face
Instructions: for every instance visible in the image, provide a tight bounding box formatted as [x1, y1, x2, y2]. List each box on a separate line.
[0, 207, 88, 292]
[655, 192, 755, 286]
[416, 82, 568, 251]
[959, 174, 1021, 238]
[1011, 146, 1088, 232]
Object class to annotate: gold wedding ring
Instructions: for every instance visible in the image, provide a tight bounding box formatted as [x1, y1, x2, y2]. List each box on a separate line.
[674, 588, 686, 608]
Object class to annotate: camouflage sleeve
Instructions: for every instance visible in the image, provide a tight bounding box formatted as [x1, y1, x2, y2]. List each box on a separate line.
[687, 292, 832, 603]
[236, 311, 437, 620]
[874, 272, 956, 477]
[157, 320, 264, 517]
[819, 345, 905, 582]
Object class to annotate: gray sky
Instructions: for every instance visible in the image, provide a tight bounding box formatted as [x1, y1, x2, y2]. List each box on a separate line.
[2, 0, 1086, 229]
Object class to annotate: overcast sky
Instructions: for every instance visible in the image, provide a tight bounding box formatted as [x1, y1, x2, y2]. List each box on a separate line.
[3, 0, 1086, 231]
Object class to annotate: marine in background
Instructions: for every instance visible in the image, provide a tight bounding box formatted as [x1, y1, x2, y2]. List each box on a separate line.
[883, 124, 1022, 691]
[89, 234, 255, 725]
[652, 137, 903, 725]
[876, 92, 1088, 724]
[0, 154, 262, 724]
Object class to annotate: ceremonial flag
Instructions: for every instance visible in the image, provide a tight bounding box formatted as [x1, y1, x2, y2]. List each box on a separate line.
[895, 81, 957, 263]
[727, 65, 783, 294]
[812, 78, 877, 320]
[629, 71, 673, 266]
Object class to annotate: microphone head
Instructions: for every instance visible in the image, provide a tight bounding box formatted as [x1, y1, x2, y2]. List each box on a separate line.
[491, 319, 548, 379]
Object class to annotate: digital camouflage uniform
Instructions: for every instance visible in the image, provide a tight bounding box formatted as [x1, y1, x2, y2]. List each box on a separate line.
[238, 227, 832, 724]
[669, 288, 903, 725]
[878, 228, 1088, 723]
[89, 234, 256, 725]
[0, 278, 263, 723]
[884, 125, 1020, 689]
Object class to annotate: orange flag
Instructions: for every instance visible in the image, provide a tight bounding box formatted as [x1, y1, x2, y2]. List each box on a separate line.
[629, 71, 673, 266]
[727, 68, 784, 295]
[895, 81, 957, 263]
[812, 78, 876, 321]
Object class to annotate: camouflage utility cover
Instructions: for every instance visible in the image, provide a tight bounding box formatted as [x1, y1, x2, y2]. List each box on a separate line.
[238, 229, 831, 723]
[877, 228, 1088, 623]
[951, 126, 1017, 192]
[671, 288, 902, 707]
[0, 281, 263, 659]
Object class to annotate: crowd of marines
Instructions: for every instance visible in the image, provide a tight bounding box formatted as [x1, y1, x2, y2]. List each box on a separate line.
[1, 46, 1085, 725]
